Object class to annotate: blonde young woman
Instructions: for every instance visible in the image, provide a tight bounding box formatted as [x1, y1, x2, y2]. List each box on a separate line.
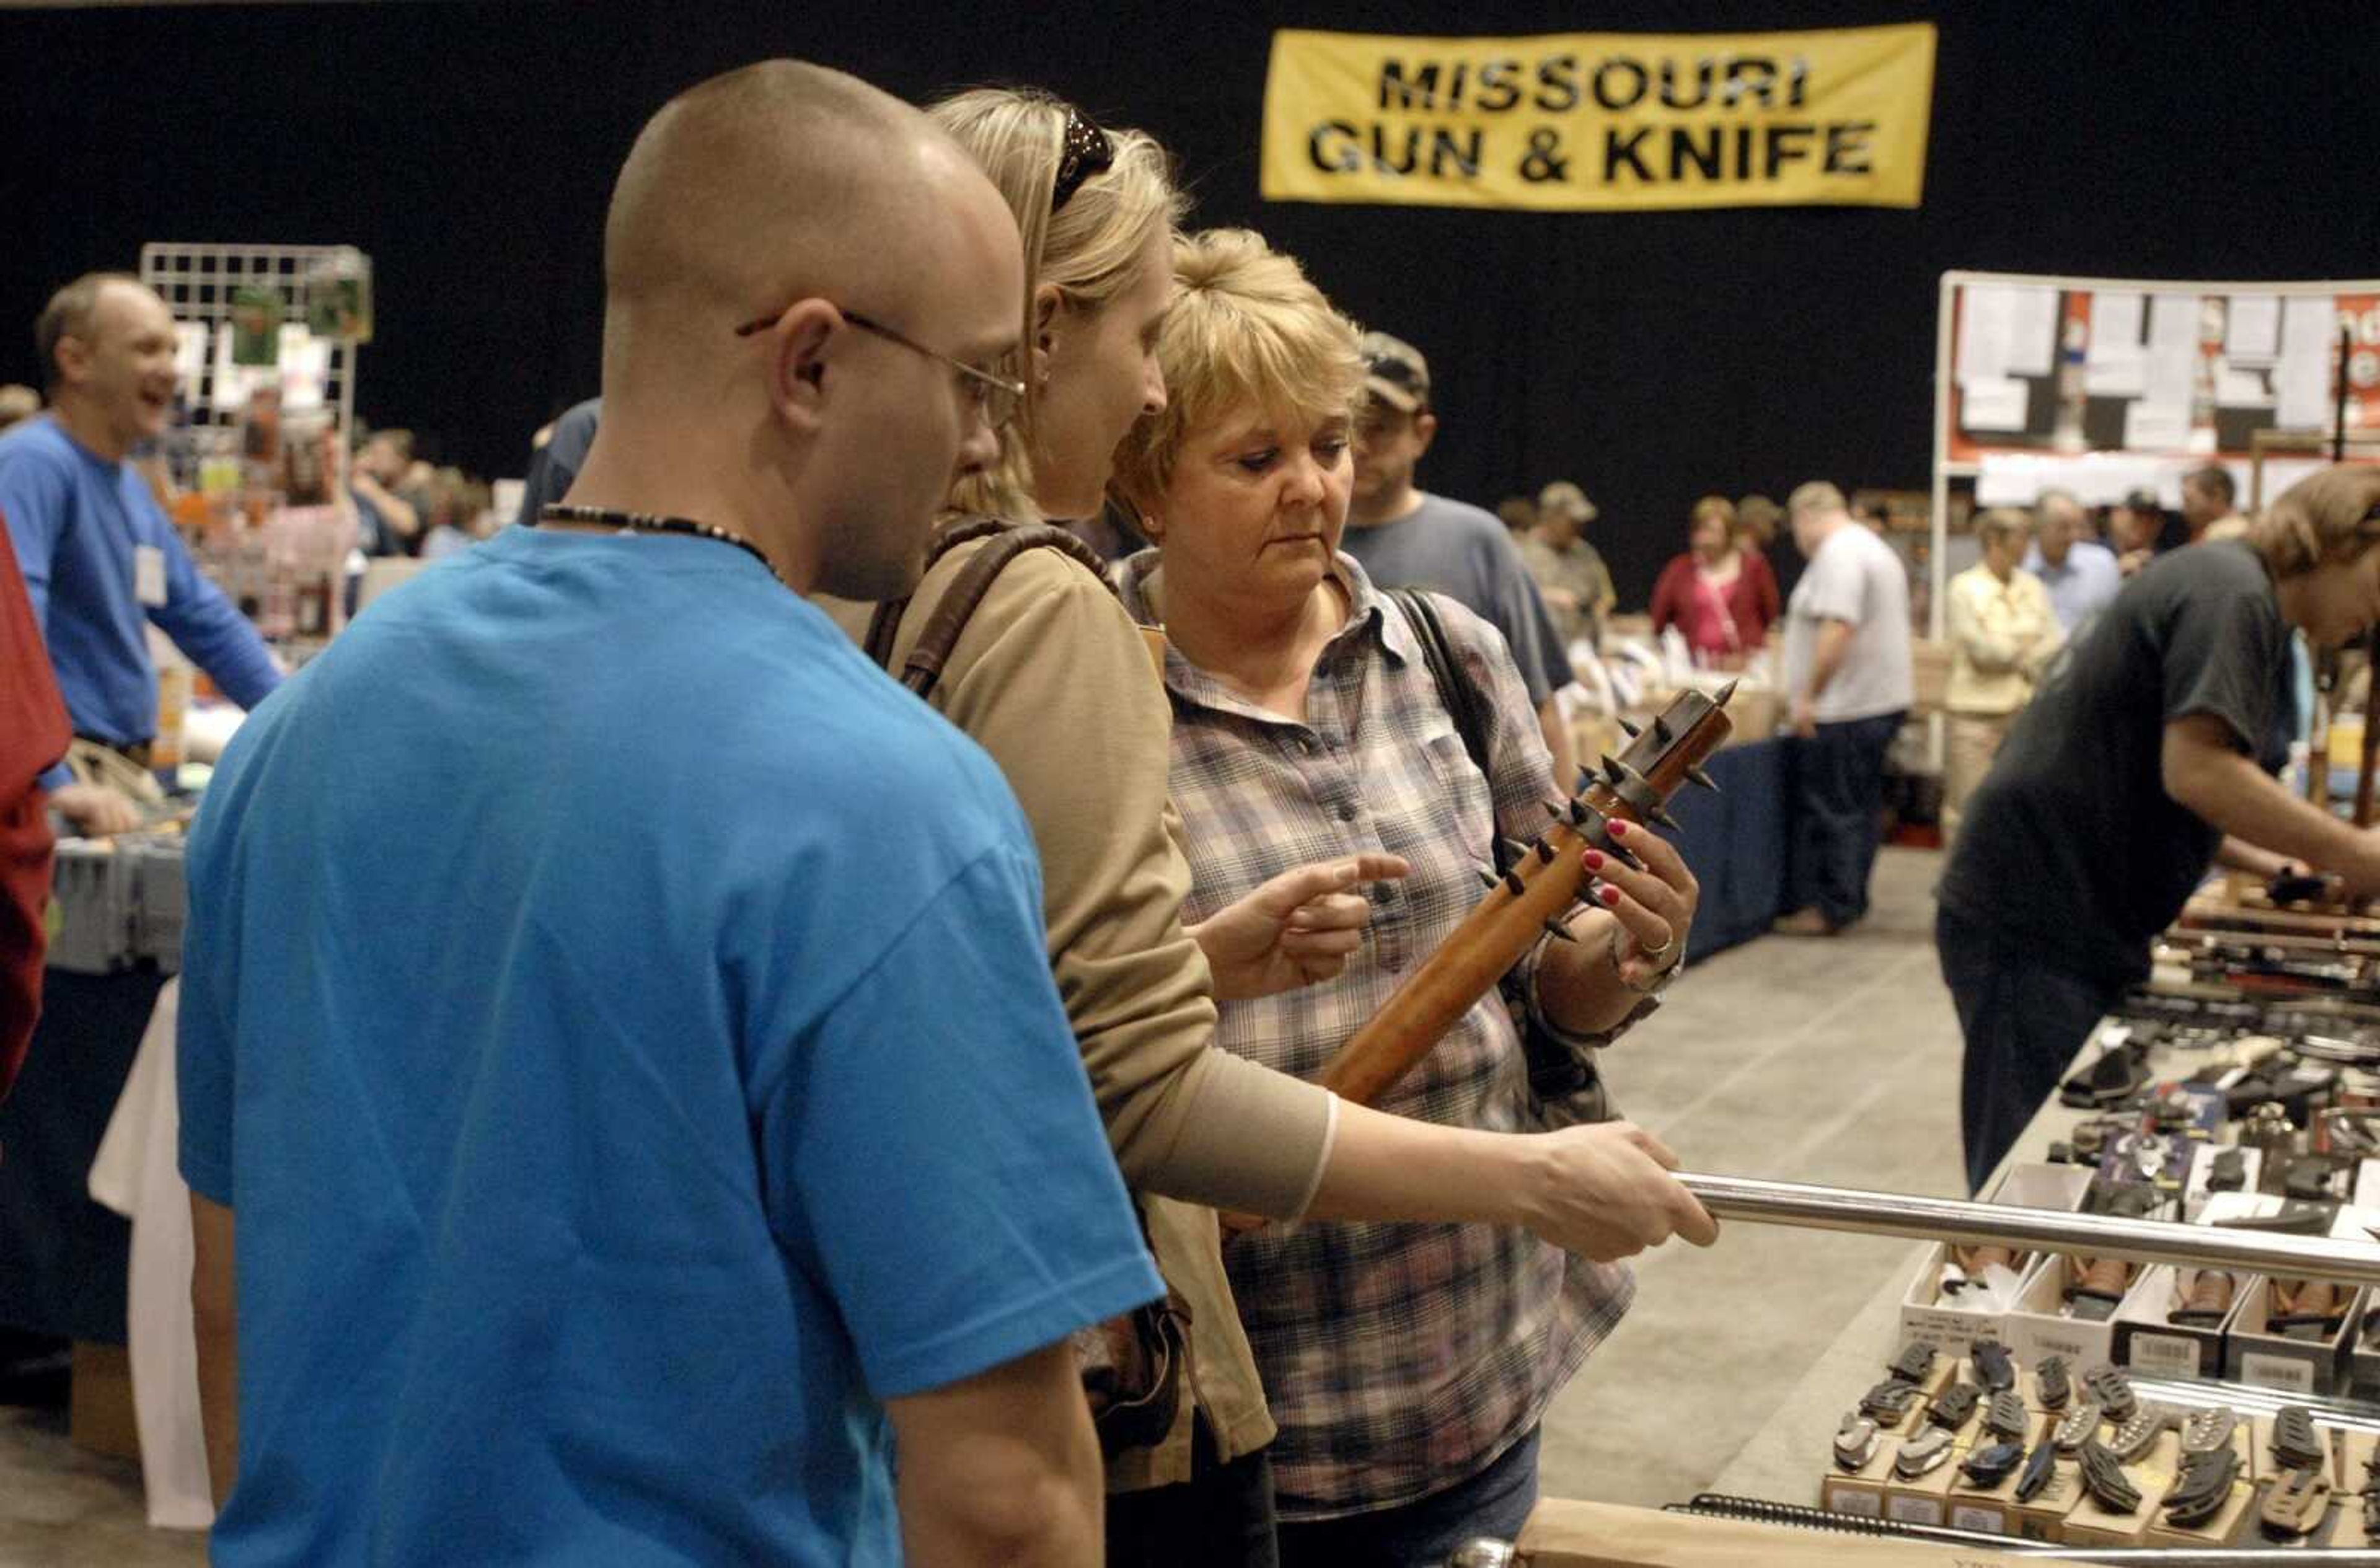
[855, 93, 1716, 1566]
[1109, 229, 1713, 1566]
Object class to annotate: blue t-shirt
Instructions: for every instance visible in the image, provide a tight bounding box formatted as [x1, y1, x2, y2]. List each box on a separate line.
[0, 416, 281, 786]
[178, 525, 1160, 1564]
[1339, 493, 1574, 704]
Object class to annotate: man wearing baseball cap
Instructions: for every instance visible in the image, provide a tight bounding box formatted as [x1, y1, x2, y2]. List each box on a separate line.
[1347, 330, 1578, 778]
[1522, 480, 1616, 651]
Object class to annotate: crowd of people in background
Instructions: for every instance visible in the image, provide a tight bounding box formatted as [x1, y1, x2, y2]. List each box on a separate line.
[0, 51, 2350, 1561]
[346, 425, 502, 562]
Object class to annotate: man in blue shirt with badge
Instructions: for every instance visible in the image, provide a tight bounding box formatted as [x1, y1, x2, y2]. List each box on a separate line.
[0, 273, 282, 827]
[180, 61, 1161, 1565]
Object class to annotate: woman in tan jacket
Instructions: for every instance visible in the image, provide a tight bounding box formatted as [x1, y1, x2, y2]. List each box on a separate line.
[854, 88, 1709, 1566]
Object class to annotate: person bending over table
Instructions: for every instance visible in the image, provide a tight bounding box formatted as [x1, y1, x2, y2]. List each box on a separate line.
[1112, 227, 1715, 1567]
[1941, 465, 2380, 1195]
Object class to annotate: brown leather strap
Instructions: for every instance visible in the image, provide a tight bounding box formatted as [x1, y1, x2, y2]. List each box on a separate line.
[865, 517, 1121, 701]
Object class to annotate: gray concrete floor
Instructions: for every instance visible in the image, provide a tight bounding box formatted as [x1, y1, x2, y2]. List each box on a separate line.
[0, 847, 1957, 1556]
[1541, 843, 1963, 1507]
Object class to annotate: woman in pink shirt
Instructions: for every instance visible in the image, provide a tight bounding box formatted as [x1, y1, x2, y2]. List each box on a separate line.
[1649, 495, 1779, 669]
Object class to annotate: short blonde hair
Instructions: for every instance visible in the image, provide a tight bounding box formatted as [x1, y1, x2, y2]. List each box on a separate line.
[2249, 464, 2380, 578]
[930, 88, 1186, 521]
[1111, 229, 1365, 509]
[1975, 507, 2032, 550]
[1788, 480, 1846, 518]
[1690, 494, 1736, 532]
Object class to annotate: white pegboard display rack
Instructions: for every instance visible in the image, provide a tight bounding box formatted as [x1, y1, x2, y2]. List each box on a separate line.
[137, 241, 367, 493]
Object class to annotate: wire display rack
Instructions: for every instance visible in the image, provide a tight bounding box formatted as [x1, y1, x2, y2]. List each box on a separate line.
[137, 242, 368, 491]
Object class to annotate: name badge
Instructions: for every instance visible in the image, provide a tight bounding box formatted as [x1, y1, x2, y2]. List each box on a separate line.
[134, 544, 167, 607]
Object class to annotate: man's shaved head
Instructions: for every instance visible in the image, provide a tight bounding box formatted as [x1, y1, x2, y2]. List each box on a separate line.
[603, 61, 989, 389]
[570, 59, 1025, 599]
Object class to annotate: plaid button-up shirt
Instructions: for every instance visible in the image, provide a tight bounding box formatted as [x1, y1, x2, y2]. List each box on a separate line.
[1116, 550, 1633, 1518]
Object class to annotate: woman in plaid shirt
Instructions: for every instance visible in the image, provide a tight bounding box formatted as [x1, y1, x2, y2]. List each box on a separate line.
[1112, 229, 1716, 1564]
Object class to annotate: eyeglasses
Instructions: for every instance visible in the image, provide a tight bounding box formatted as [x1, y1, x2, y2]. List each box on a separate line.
[734, 304, 1025, 428]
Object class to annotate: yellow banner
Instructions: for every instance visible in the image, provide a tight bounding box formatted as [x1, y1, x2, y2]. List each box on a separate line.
[1260, 24, 1936, 213]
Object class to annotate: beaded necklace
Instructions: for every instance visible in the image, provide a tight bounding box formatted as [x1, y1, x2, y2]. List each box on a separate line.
[538, 504, 786, 589]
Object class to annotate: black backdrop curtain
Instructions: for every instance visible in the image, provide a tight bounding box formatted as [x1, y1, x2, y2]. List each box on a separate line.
[2, 0, 2374, 604]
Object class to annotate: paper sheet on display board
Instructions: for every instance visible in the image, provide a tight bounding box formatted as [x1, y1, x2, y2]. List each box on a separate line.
[2083, 289, 2143, 396]
[1957, 283, 2057, 387]
[2225, 294, 2281, 366]
[2139, 293, 2200, 411]
[2276, 295, 2338, 429]
[2213, 358, 2275, 408]
[2122, 402, 2192, 451]
[1959, 376, 2029, 433]
[172, 322, 208, 411]
[206, 322, 330, 415]
[1977, 451, 2324, 509]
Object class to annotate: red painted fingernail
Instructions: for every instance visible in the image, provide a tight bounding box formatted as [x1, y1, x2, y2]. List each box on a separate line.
[1598, 885, 1621, 906]
[1583, 850, 1606, 871]
[1608, 820, 1630, 838]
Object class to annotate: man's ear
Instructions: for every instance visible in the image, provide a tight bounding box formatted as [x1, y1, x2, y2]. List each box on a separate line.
[1413, 410, 1440, 458]
[1029, 282, 1065, 387]
[767, 300, 842, 434]
[51, 333, 94, 389]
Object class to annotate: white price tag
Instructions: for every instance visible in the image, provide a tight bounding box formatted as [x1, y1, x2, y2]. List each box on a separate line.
[1951, 1504, 2007, 1533]
[2128, 1334, 2203, 1378]
[134, 544, 167, 607]
[1828, 1486, 1883, 1518]
[1887, 1495, 1946, 1526]
[2241, 1350, 2316, 1394]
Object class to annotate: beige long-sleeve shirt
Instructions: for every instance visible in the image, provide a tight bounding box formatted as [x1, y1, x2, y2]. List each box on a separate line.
[835, 534, 1338, 1486]
[1946, 562, 2060, 715]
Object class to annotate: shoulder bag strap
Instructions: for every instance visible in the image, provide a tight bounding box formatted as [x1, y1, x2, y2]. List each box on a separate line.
[864, 518, 1120, 701]
[1390, 587, 1494, 784]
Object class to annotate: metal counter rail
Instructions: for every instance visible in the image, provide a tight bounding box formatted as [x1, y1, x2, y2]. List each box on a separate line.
[1677, 1172, 2380, 1286]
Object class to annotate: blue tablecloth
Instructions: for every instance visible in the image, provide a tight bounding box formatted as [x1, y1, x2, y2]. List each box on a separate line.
[0, 969, 163, 1345]
[1667, 736, 1791, 965]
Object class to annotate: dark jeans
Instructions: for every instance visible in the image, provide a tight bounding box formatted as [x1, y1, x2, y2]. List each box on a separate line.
[1939, 905, 2127, 1196]
[1106, 1419, 1279, 1568]
[1275, 1426, 1540, 1568]
[1786, 711, 1903, 928]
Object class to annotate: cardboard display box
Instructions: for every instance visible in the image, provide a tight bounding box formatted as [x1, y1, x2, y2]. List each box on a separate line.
[68, 1341, 138, 1463]
[2349, 1316, 2380, 1401]
[2110, 1264, 2241, 1380]
[2003, 1254, 2147, 1372]
[2223, 1275, 2363, 1397]
[1817, 1427, 1899, 1520]
[2008, 1450, 2089, 1544]
[2142, 1417, 2259, 1551]
[2061, 1430, 2182, 1548]
[2329, 1429, 2378, 1548]
[2248, 1409, 2355, 1484]
[1880, 1432, 1964, 1529]
[1942, 1413, 2053, 1539]
[1896, 1165, 2088, 1356]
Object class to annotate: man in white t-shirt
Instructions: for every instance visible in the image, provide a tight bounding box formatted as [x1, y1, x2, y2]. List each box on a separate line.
[1777, 482, 1915, 935]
